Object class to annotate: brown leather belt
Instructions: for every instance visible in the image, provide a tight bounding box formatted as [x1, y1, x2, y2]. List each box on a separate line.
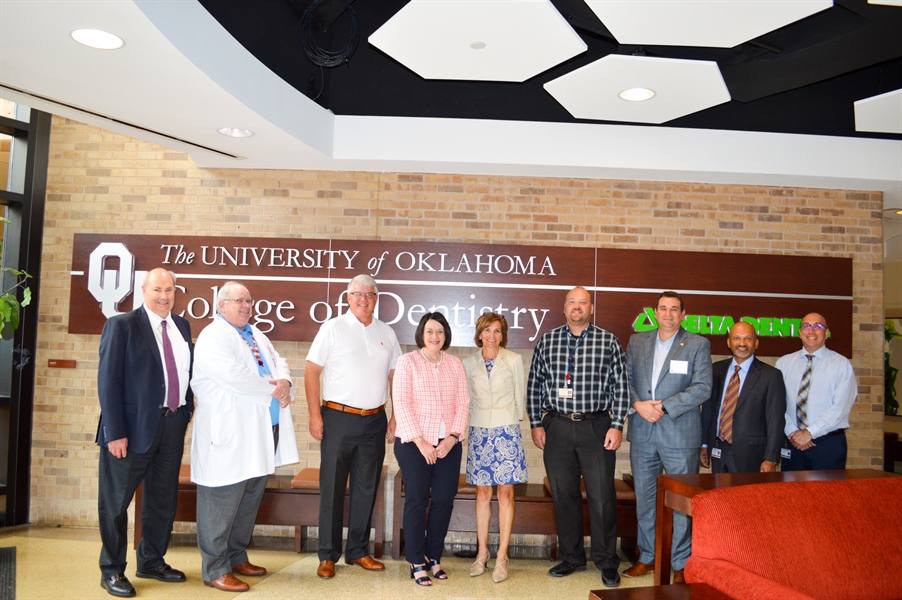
[322, 401, 385, 417]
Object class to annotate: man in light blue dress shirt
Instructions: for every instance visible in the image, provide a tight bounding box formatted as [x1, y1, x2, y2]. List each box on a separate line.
[776, 312, 857, 470]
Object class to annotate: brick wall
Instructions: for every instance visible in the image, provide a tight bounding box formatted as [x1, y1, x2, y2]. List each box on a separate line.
[31, 117, 885, 540]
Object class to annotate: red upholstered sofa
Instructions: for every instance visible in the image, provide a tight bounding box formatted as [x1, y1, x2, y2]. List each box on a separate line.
[685, 477, 902, 600]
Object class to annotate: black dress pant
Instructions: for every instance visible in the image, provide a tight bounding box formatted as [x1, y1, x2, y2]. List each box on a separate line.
[394, 438, 462, 564]
[98, 408, 189, 576]
[318, 408, 387, 561]
[542, 411, 619, 570]
[782, 430, 847, 471]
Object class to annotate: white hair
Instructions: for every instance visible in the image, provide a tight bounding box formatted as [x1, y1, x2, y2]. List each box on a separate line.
[347, 274, 378, 294]
[216, 281, 249, 314]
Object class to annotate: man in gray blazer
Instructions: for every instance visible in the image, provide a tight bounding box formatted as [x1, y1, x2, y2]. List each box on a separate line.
[624, 291, 711, 584]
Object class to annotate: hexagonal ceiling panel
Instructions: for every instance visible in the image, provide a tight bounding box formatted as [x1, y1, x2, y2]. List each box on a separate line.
[368, 0, 587, 82]
[584, 0, 833, 48]
[544, 55, 730, 124]
[855, 89, 902, 134]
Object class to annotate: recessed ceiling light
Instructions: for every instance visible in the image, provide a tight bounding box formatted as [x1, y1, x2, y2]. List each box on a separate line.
[218, 127, 255, 138]
[470, 42, 486, 50]
[70, 29, 124, 50]
[618, 87, 656, 102]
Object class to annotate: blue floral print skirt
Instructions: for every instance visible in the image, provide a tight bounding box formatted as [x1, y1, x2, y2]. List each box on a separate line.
[466, 424, 528, 486]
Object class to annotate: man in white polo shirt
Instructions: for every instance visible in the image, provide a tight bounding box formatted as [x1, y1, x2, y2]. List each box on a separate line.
[305, 274, 402, 579]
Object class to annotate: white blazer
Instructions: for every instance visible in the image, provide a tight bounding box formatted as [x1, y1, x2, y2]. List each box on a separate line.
[463, 347, 525, 429]
[190, 316, 299, 487]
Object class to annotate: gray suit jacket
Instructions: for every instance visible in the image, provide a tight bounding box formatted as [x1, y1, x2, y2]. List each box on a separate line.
[625, 328, 712, 448]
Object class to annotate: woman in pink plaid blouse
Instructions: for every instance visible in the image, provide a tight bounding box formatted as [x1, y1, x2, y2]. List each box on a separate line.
[393, 312, 470, 587]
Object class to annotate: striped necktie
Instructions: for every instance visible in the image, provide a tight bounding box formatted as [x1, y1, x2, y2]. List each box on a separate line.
[796, 354, 814, 428]
[718, 365, 741, 443]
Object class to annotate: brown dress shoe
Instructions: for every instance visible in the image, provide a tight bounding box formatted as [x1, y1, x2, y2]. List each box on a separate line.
[317, 560, 336, 579]
[231, 561, 266, 577]
[203, 573, 249, 592]
[345, 555, 386, 571]
[622, 562, 655, 578]
[672, 569, 686, 584]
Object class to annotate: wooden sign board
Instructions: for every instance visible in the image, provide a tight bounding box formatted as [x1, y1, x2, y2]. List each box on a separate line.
[67, 234, 853, 357]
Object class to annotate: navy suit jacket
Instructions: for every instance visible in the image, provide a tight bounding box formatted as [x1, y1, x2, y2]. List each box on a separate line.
[96, 306, 193, 454]
[701, 356, 786, 470]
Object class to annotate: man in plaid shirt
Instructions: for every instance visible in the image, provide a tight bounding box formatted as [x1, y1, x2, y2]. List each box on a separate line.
[527, 287, 630, 589]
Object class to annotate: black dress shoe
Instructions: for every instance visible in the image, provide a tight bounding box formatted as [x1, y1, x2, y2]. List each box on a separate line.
[547, 561, 587, 577]
[101, 573, 136, 598]
[136, 563, 187, 582]
[601, 568, 621, 588]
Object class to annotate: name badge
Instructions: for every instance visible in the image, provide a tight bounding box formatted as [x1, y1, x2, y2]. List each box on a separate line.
[711, 448, 722, 459]
[670, 360, 689, 374]
[781, 447, 792, 459]
[558, 388, 573, 399]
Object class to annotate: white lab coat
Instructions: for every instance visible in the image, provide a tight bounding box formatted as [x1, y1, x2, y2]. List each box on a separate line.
[190, 316, 299, 487]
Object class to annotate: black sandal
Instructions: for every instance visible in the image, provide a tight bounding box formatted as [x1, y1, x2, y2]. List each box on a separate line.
[426, 558, 448, 580]
[410, 564, 432, 587]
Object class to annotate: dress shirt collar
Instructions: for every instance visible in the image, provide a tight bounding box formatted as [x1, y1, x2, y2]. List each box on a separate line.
[143, 305, 173, 331]
[728, 356, 753, 375]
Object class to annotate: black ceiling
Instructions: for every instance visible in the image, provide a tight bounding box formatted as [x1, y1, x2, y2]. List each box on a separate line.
[198, 0, 902, 140]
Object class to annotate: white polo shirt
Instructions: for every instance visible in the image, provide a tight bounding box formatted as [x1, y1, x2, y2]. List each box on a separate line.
[306, 310, 402, 410]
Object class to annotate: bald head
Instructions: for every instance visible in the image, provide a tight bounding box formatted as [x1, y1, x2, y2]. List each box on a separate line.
[726, 321, 758, 364]
[799, 312, 829, 353]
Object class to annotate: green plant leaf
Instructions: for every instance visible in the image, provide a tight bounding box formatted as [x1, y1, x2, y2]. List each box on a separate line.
[0, 295, 13, 338]
[21, 287, 31, 308]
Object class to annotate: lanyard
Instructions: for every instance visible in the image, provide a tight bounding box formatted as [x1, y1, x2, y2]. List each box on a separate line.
[564, 328, 588, 388]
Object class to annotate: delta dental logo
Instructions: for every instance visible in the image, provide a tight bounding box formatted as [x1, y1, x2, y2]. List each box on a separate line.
[632, 307, 804, 337]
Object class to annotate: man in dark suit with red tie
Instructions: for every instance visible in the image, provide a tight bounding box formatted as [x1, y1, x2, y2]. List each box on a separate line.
[700, 322, 786, 473]
[96, 268, 193, 598]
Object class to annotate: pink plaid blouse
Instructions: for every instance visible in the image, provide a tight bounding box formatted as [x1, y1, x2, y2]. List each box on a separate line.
[393, 350, 470, 445]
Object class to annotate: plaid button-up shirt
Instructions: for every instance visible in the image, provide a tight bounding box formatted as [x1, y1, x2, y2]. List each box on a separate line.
[527, 324, 629, 429]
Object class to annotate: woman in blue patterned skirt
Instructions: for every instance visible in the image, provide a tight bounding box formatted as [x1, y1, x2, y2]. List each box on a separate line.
[463, 312, 528, 583]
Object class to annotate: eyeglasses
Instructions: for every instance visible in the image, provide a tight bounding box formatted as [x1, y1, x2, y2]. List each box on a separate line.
[800, 323, 826, 331]
[348, 292, 377, 300]
[224, 298, 254, 306]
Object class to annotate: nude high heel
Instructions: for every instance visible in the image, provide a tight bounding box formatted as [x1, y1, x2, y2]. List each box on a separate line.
[470, 553, 489, 577]
[492, 557, 509, 583]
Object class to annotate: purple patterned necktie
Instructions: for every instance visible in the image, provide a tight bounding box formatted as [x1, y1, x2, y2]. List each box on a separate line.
[161, 321, 180, 412]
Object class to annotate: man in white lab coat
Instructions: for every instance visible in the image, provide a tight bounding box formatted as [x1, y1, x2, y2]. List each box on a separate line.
[191, 281, 299, 592]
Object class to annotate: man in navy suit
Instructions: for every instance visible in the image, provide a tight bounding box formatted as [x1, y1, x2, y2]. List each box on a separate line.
[96, 268, 193, 598]
[624, 291, 711, 584]
[700, 322, 786, 473]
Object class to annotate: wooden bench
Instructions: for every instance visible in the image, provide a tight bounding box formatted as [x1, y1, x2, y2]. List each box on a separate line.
[134, 465, 386, 558]
[289, 467, 386, 558]
[391, 470, 637, 561]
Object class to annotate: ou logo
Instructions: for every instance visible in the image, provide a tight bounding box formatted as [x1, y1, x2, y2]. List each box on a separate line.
[87, 242, 138, 318]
